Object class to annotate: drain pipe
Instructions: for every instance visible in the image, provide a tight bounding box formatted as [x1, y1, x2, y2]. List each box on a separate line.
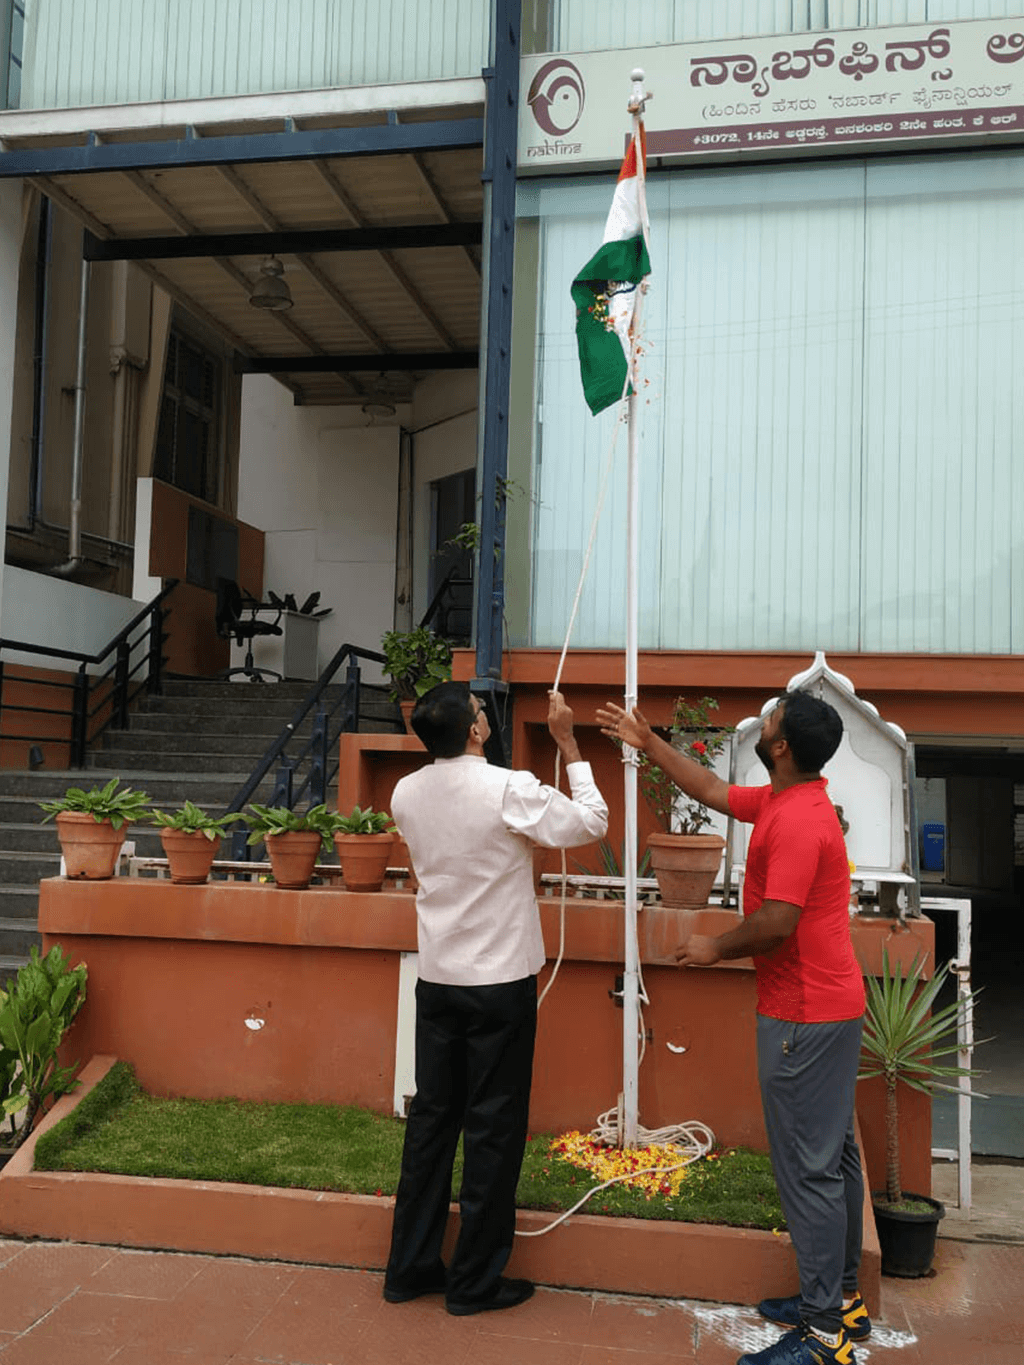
[27, 194, 53, 528]
[51, 242, 91, 579]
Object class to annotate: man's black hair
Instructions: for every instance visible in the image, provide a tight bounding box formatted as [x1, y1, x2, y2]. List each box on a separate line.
[779, 689, 843, 774]
[411, 680, 476, 759]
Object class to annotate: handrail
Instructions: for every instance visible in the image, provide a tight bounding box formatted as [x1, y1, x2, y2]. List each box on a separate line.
[225, 641, 392, 815]
[0, 578, 178, 765]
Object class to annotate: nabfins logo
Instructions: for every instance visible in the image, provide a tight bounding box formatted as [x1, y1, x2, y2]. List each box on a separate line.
[527, 58, 585, 136]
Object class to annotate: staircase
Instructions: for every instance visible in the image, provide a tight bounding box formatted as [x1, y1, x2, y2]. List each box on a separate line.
[0, 678, 398, 980]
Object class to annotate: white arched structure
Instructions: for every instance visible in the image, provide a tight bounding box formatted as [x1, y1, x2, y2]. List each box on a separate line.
[725, 651, 919, 917]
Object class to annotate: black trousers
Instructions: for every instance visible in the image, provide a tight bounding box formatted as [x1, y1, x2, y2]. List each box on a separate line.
[385, 974, 537, 1304]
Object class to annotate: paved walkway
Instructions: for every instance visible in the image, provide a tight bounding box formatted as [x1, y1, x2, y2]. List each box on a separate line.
[0, 1235, 1020, 1365]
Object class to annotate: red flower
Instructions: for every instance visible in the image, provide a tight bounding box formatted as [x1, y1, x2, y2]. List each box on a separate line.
[691, 740, 707, 755]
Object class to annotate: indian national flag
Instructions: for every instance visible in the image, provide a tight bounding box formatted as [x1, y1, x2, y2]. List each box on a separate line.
[571, 124, 650, 416]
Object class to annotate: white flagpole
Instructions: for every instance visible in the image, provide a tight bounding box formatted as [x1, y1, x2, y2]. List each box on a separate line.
[621, 69, 649, 1149]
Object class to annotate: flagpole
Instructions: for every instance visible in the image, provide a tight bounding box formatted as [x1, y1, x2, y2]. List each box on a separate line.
[621, 69, 648, 1150]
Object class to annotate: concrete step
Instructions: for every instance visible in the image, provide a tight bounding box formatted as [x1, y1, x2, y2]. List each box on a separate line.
[0, 850, 62, 884]
[100, 730, 275, 759]
[0, 917, 41, 956]
[86, 749, 263, 774]
[128, 712, 322, 738]
[0, 886, 41, 917]
[136, 694, 399, 726]
[159, 679, 367, 702]
[0, 775, 269, 809]
[0, 954, 29, 986]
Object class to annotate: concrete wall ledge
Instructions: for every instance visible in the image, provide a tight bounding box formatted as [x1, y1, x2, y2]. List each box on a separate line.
[0, 1057, 880, 1314]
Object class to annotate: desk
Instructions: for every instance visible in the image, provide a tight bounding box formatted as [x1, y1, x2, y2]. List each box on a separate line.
[230, 609, 330, 681]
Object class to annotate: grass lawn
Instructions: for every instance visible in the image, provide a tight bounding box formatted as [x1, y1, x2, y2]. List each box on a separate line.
[33, 1062, 785, 1231]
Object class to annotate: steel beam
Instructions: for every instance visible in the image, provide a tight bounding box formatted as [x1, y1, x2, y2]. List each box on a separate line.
[234, 351, 478, 374]
[83, 220, 484, 261]
[0, 116, 484, 179]
[474, 0, 521, 689]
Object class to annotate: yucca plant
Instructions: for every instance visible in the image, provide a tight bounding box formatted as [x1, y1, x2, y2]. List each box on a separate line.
[858, 951, 984, 1208]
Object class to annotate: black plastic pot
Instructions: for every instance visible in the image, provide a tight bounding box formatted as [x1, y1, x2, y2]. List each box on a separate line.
[872, 1191, 945, 1277]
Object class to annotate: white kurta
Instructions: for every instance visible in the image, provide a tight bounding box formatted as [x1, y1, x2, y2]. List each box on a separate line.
[391, 755, 608, 987]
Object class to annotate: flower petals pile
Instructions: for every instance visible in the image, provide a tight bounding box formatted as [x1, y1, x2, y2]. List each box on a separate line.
[549, 1130, 693, 1200]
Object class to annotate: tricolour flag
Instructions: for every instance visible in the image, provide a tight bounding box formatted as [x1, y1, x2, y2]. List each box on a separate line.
[571, 124, 650, 416]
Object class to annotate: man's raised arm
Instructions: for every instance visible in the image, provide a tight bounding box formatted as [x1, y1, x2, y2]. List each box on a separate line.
[595, 701, 732, 817]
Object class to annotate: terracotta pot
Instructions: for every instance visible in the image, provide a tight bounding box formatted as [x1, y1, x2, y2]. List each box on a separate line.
[55, 811, 125, 879]
[265, 831, 322, 890]
[160, 829, 220, 885]
[399, 699, 416, 734]
[646, 832, 726, 909]
[391, 836, 418, 891]
[333, 832, 396, 893]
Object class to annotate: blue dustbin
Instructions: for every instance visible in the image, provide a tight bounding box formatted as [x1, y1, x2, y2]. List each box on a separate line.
[921, 823, 945, 872]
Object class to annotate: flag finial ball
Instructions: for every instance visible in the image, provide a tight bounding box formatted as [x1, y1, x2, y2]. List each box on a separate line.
[631, 68, 645, 82]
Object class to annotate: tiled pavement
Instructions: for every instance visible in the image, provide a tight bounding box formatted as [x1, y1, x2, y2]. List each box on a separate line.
[0, 1235, 1020, 1365]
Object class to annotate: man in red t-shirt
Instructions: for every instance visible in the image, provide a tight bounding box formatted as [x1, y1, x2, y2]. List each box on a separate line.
[598, 691, 868, 1365]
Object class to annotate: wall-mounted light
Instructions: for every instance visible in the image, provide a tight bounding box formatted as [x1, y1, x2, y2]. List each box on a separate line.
[248, 256, 293, 311]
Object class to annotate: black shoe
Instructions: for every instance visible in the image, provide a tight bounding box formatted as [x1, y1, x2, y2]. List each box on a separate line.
[758, 1292, 871, 1342]
[383, 1266, 447, 1304]
[445, 1277, 535, 1317]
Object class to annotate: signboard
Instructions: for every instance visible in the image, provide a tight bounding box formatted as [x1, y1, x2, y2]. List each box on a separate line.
[518, 16, 1024, 171]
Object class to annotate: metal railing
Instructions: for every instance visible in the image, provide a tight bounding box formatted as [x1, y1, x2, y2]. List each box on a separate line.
[224, 642, 402, 854]
[0, 579, 177, 766]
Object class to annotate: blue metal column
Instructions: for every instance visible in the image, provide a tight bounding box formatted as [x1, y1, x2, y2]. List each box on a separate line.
[473, 0, 521, 759]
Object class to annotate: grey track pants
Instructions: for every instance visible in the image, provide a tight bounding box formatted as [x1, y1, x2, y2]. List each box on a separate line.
[756, 1014, 864, 1336]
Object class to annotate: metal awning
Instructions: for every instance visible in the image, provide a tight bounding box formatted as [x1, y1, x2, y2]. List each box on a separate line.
[0, 79, 486, 404]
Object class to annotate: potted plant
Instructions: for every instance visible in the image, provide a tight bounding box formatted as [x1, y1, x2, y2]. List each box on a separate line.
[380, 627, 453, 730]
[858, 950, 983, 1277]
[150, 802, 244, 884]
[331, 805, 397, 892]
[39, 777, 151, 879]
[638, 696, 732, 908]
[245, 803, 335, 890]
[0, 945, 88, 1164]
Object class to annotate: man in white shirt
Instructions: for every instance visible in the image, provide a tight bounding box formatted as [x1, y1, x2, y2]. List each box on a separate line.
[383, 682, 608, 1317]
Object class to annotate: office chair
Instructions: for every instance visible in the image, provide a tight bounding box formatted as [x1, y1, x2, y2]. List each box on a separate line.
[214, 578, 283, 682]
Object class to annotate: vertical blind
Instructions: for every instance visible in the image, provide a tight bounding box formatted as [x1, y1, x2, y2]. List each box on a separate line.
[523, 150, 1024, 653]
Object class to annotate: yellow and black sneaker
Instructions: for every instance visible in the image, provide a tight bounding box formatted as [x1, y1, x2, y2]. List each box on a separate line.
[758, 1292, 871, 1341]
[739, 1323, 857, 1365]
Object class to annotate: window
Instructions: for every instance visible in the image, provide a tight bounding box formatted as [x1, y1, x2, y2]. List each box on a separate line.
[154, 329, 222, 504]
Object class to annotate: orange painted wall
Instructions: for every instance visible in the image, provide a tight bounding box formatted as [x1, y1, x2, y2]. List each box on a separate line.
[147, 480, 264, 677]
[453, 646, 1024, 739]
[42, 879, 933, 1196]
[0, 663, 120, 770]
[0, 663, 75, 768]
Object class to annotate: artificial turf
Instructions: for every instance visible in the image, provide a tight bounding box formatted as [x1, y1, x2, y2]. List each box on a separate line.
[33, 1061, 785, 1230]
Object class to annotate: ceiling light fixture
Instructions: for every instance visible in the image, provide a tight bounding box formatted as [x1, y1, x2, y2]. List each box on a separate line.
[362, 400, 397, 418]
[248, 255, 293, 311]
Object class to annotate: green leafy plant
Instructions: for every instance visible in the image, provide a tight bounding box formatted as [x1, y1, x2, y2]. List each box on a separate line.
[859, 951, 984, 1209]
[150, 802, 244, 841]
[245, 803, 336, 850]
[380, 627, 453, 702]
[331, 805, 395, 836]
[38, 776, 151, 830]
[0, 945, 88, 1150]
[637, 696, 732, 835]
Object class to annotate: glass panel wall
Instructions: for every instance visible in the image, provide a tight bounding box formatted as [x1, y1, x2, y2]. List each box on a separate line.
[534, 1, 1024, 53]
[520, 149, 1024, 653]
[13, 0, 489, 110]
